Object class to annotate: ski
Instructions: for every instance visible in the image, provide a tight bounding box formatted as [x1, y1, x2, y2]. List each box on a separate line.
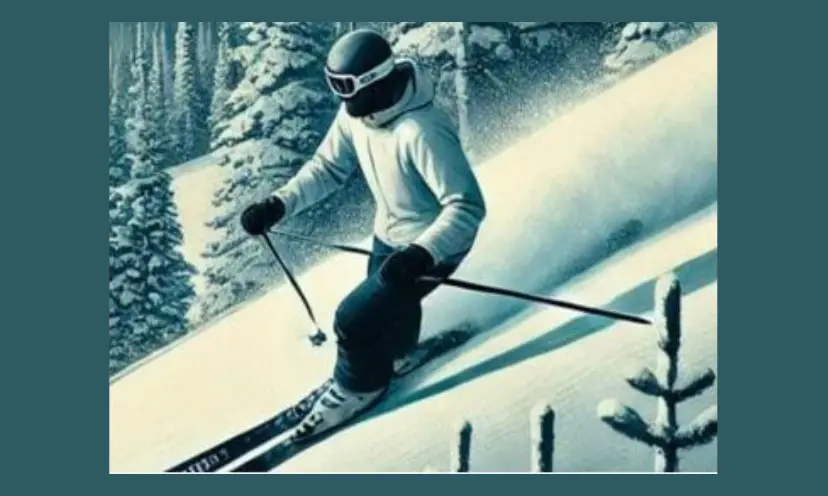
[230, 328, 474, 473]
[166, 327, 474, 473]
[165, 378, 332, 472]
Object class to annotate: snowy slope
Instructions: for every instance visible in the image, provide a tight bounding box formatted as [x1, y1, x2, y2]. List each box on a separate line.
[166, 152, 220, 181]
[108, 29, 717, 473]
[277, 204, 717, 473]
[167, 154, 228, 297]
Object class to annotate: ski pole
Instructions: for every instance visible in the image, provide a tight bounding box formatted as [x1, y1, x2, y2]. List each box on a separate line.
[259, 233, 327, 346]
[268, 229, 652, 326]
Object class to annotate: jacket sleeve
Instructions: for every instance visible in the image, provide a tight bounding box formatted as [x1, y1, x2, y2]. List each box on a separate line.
[273, 107, 358, 217]
[409, 123, 487, 266]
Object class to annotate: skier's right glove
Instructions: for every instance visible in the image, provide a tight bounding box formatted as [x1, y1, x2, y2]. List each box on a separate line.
[240, 196, 286, 236]
[378, 244, 435, 287]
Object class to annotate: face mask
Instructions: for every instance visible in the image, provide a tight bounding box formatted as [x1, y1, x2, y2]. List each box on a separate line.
[343, 75, 402, 117]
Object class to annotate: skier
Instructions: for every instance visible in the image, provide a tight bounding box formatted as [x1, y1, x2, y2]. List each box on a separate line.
[239, 28, 487, 440]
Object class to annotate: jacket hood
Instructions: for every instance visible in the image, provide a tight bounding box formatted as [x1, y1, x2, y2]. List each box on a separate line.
[362, 58, 435, 128]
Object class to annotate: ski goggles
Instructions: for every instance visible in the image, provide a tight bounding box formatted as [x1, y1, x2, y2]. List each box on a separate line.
[324, 57, 396, 99]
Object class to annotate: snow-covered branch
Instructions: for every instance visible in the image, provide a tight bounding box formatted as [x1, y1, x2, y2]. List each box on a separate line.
[673, 368, 716, 403]
[675, 405, 718, 449]
[625, 367, 666, 397]
[597, 399, 663, 447]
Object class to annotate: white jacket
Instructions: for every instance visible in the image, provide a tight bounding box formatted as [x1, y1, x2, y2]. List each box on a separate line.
[274, 59, 487, 266]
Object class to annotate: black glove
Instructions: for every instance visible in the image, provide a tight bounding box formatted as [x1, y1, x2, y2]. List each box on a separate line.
[378, 244, 435, 287]
[240, 196, 285, 235]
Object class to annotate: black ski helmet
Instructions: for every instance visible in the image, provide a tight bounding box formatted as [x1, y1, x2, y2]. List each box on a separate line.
[324, 29, 406, 117]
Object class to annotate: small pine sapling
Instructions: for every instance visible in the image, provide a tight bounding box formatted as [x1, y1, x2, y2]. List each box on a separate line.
[597, 273, 717, 472]
[530, 402, 555, 472]
[450, 419, 473, 472]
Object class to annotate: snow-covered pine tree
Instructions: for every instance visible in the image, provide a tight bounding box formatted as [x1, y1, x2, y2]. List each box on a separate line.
[109, 44, 114, 94]
[116, 42, 157, 357]
[126, 163, 197, 346]
[109, 186, 138, 374]
[123, 24, 152, 177]
[111, 32, 197, 366]
[109, 56, 130, 187]
[206, 22, 261, 156]
[136, 23, 153, 91]
[171, 22, 208, 164]
[453, 23, 473, 155]
[160, 23, 175, 118]
[148, 26, 171, 169]
[131, 63, 197, 347]
[209, 22, 235, 145]
[212, 21, 252, 98]
[197, 22, 217, 111]
[229, 22, 272, 74]
[199, 22, 372, 321]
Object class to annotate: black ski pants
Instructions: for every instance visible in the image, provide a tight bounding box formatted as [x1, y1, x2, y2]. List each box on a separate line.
[332, 237, 459, 393]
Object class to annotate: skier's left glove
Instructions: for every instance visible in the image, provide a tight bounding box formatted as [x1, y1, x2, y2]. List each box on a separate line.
[379, 244, 435, 287]
[240, 196, 285, 236]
